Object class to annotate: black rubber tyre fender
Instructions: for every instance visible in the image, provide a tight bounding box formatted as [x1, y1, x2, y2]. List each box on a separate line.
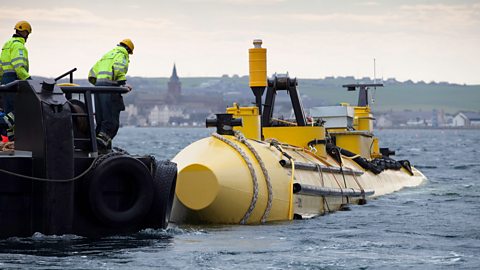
[87, 155, 154, 227]
[147, 160, 177, 229]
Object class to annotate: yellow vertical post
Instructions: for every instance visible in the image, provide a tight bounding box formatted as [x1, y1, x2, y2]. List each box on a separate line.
[249, 39, 267, 88]
[371, 137, 382, 158]
[249, 39, 267, 119]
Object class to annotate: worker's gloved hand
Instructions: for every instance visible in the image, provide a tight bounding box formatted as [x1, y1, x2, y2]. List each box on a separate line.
[124, 84, 133, 92]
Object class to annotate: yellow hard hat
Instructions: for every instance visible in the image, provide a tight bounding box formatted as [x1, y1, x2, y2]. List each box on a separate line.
[14, 21, 32, 34]
[120, 39, 134, 54]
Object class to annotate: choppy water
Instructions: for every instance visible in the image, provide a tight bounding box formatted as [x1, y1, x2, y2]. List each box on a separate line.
[1, 128, 479, 269]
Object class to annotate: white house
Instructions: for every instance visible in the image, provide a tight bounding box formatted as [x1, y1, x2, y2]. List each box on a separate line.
[148, 105, 184, 126]
[375, 115, 393, 128]
[452, 112, 480, 127]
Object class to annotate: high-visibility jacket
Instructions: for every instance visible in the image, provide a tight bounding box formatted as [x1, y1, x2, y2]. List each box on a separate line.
[0, 36, 30, 81]
[88, 46, 129, 85]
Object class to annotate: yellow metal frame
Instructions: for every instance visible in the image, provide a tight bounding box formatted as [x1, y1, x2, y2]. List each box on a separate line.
[263, 126, 327, 158]
[354, 106, 374, 132]
[226, 104, 261, 140]
[330, 131, 373, 158]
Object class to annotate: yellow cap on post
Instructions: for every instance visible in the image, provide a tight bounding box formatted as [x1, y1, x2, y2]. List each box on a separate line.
[249, 39, 267, 88]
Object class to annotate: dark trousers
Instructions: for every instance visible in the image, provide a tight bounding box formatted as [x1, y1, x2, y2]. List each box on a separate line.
[0, 73, 17, 137]
[1, 72, 17, 114]
[94, 82, 125, 145]
[0, 112, 7, 137]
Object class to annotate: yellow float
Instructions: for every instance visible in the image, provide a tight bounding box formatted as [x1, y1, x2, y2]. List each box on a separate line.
[170, 40, 427, 224]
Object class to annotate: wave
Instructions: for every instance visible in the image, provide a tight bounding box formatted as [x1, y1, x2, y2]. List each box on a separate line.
[414, 165, 438, 169]
[453, 164, 480, 170]
[139, 226, 208, 237]
[430, 192, 461, 197]
[5, 232, 84, 243]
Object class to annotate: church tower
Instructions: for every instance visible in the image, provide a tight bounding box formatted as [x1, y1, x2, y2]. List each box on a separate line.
[167, 63, 182, 103]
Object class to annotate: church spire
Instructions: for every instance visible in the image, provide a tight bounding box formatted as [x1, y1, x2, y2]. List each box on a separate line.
[171, 63, 179, 81]
[167, 63, 181, 103]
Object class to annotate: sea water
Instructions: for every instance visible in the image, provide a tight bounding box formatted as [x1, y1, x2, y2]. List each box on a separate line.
[0, 128, 478, 269]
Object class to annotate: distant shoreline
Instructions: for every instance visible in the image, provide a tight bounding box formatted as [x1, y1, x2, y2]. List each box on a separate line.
[120, 125, 480, 130]
[376, 126, 480, 130]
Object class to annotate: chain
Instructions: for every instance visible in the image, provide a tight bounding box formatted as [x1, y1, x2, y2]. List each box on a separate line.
[212, 132, 258, 225]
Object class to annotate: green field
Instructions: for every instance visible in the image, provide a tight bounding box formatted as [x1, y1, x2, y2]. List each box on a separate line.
[296, 79, 480, 113]
[56, 75, 480, 113]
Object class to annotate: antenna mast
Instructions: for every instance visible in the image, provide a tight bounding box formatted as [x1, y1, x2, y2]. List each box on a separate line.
[374, 58, 376, 84]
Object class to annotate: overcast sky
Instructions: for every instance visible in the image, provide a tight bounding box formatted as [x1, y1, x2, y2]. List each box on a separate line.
[1, 0, 479, 84]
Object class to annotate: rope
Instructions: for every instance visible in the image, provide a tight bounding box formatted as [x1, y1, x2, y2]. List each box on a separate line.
[330, 170, 346, 204]
[331, 146, 349, 204]
[234, 131, 273, 223]
[303, 149, 336, 167]
[288, 159, 295, 219]
[303, 144, 352, 206]
[339, 167, 350, 204]
[348, 167, 366, 201]
[212, 132, 258, 225]
[268, 139, 296, 220]
[341, 154, 361, 160]
[296, 150, 318, 165]
[315, 163, 331, 213]
[271, 118, 297, 126]
[298, 149, 331, 210]
[0, 141, 15, 152]
[0, 151, 125, 183]
[265, 139, 303, 152]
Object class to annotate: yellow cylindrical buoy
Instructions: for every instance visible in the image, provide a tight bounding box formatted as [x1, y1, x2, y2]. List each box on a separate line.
[171, 135, 293, 224]
[249, 39, 267, 88]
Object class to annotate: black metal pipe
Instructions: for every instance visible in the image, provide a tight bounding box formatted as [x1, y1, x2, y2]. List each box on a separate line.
[0, 80, 19, 93]
[60, 86, 129, 94]
[55, 68, 77, 82]
[205, 113, 242, 135]
[293, 183, 374, 197]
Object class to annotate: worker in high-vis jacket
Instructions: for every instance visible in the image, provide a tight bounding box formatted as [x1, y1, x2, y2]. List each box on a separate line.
[0, 20, 32, 141]
[88, 39, 134, 151]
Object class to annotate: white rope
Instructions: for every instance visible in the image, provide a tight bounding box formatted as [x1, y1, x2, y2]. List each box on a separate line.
[234, 131, 273, 223]
[212, 133, 258, 224]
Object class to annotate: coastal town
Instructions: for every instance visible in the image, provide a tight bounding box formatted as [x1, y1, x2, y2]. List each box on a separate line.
[111, 65, 479, 129]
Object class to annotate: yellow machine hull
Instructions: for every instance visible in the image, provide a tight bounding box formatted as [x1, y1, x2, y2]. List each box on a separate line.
[171, 39, 426, 225]
[171, 134, 426, 224]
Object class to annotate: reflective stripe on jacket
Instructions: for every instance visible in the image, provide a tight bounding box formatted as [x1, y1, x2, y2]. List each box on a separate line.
[0, 37, 30, 81]
[88, 46, 129, 85]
